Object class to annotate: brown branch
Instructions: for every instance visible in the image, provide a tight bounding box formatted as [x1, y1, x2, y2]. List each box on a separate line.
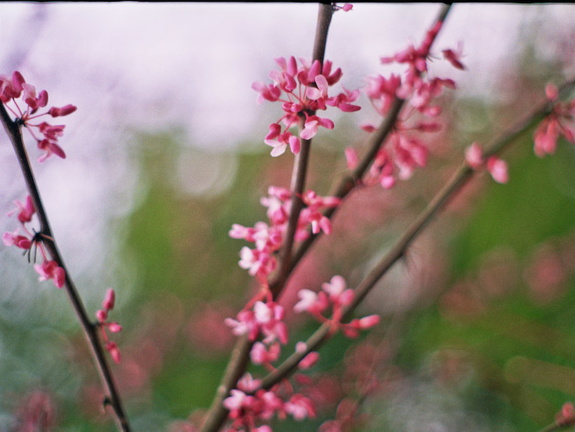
[0, 104, 131, 432]
[200, 4, 336, 432]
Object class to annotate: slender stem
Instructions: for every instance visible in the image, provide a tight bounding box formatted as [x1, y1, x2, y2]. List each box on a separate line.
[259, 76, 575, 390]
[0, 104, 131, 432]
[200, 5, 335, 432]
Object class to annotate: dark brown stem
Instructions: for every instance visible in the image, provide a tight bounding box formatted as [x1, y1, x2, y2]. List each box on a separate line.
[259, 76, 575, 390]
[200, 4, 335, 432]
[0, 104, 131, 432]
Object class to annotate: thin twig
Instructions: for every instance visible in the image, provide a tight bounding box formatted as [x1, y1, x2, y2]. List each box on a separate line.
[0, 104, 131, 432]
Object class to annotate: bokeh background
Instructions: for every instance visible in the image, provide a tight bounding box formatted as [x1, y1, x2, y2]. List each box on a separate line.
[0, 2, 574, 431]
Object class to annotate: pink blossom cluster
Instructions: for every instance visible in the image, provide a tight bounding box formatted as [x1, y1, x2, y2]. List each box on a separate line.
[464, 142, 509, 184]
[533, 83, 575, 157]
[223, 373, 316, 432]
[2, 195, 66, 288]
[0, 71, 76, 162]
[95, 288, 123, 363]
[294, 275, 380, 338]
[253, 56, 361, 157]
[230, 186, 340, 281]
[223, 275, 379, 431]
[224, 300, 318, 430]
[349, 21, 463, 188]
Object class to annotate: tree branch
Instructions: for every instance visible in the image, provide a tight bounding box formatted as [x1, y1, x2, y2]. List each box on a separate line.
[0, 103, 131, 432]
[200, 4, 335, 431]
[259, 76, 575, 390]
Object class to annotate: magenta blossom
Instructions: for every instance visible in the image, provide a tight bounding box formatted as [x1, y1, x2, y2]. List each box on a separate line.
[0, 71, 76, 162]
[253, 57, 360, 157]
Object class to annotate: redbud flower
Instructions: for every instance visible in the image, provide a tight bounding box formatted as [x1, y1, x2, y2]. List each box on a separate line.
[486, 157, 509, 184]
[106, 342, 121, 364]
[284, 394, 316, 420]
[96, 288, 123, 363]
[2, 229, 32, 249]
[102, 288, 116, 310]
[254, 57, 360, 156]
[10, 195, 36, 224]
[344, 147, 359, 170]
[465, 142, 509, 184]
[296, 343, 320, 369]
[48, 104, 77, 117]
[0, 71, 76, 162]
[533, 82, 575, 157]
[465, 142, 484, 168]
[34, 260, 65, 288]
[442, 43, 466, 70]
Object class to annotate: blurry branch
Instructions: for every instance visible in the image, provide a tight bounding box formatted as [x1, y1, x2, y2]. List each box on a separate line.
[259, 76, 575, 390]
[273, 1, 334, 296]
[538, 417, 575, 432]
[0, 104, 131, 432]
[200, 5, 335, 432]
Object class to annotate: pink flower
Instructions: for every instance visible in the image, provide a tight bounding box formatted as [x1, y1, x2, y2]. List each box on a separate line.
[344, 147, 359, 170]
[533, 83, 575, 157]
[250, 341, 280, 365]
[265, 129, 301, 157]
[254, 301, 288, 344]
[2, 229, 32, 249]
[295, 343, 320, 369]
[96, 288, 123, 363]
[284, 394, 316, 420]
[442, 44, 466, 70]
[321, 276, 353, 305]
[48, 104, 77, 117]
[34, 260, 65, 288]
[534, 116, 561, 157]
[299, 190, 340, 235]
[223, 389, 248, 412]
[106, 342, 121, 364]
[254, 57, 360, 156]
[300, 115, 334, 140]
[465, 142, 484, 168]
[294, 289, 323, 314]
[10, 195, 36, 224]
[226, 302, 288, 344]
[102, 288, 116, 310]
[486, 157, 509, 184]
[465, 142, 509, 184]
[0, 71, 76, 163]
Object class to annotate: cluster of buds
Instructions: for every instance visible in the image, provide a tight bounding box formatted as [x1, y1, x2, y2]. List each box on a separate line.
[465, 142, 509, 184]
[224, 300, 317, 431]
[253, 56, 361, 157]
[2, 195, 65, 288]
[533, 83, 575, 157]
[230, 186, 340, 281]
[294, 275, 380, 338]
[95, 288, 123, 364]
[223, 373, 316, 432]
[223, 275, 379, 431]
[0, 71, 76, 162]
[349, 21, 464, 188]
